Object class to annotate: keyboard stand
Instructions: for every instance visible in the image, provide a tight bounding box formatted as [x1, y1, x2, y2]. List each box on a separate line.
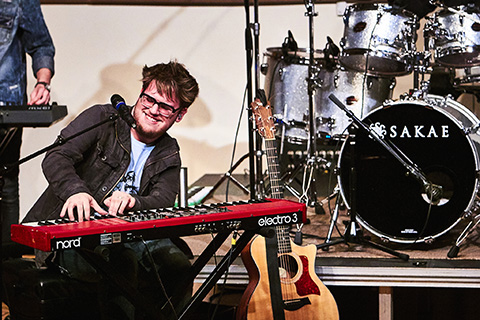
[74, 228, 271, 319]
[75, 247, 161, 319]
[177, 229, 258, 319]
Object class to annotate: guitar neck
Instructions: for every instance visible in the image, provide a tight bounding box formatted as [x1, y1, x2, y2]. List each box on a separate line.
[265, 138, 283, 200]
[264, 138, 292, 254]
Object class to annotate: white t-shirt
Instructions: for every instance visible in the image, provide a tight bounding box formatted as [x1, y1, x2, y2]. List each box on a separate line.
[114, 133, 154, 194]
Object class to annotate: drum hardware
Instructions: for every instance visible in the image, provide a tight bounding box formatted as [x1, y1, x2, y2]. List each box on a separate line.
[448, 201, 480, 258]
[279, 152, 331, 202]
[295, 0, 324, 214]
[321, 185, 342, 249]
[412, 51, 433, 91]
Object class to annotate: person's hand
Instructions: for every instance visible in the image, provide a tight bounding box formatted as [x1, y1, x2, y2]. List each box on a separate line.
[29, 67, 52, 105]
[28, 83, 50, 105]
[60, 192, 108, 222]
[104, 191, 136, 216]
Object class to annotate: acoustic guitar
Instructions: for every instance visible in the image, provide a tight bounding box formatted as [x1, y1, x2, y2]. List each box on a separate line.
[236, 94, 339, 320]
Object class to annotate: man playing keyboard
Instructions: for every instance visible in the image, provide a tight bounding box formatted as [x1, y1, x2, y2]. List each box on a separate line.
[21, 60, 199, 320]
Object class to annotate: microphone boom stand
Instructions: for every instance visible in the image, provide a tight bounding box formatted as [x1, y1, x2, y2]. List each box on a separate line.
[317, 123, 409, 261]
[317, 94, 423, 261]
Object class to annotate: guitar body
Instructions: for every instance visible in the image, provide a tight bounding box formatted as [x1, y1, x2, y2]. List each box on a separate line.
[237, 96, 339, 320]
[237, 235, 339, 320]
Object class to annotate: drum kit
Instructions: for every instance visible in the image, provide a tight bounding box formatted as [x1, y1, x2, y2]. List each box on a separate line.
[260, 1, 480, 257]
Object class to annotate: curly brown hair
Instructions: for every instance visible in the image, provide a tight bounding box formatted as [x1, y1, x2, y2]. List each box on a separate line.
[142, 61, 199, 109]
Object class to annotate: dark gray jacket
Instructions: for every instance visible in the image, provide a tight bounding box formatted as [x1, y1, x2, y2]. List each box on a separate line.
[23, 103, 181, 222]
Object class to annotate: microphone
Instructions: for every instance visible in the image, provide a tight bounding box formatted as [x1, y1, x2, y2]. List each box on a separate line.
[326, 36, 340, 57]
[287, 30, 298, 51]
[424, 183, 444, 206]
[282, 30, 298, 58]
[111, 94, 136, 128]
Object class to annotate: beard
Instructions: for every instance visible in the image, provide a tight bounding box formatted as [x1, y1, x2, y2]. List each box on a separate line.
[134, 122, 163, 142]
[132, 104, 169, 143]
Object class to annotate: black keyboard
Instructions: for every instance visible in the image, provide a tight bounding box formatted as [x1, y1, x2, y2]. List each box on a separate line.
[0, 103, 67, 127]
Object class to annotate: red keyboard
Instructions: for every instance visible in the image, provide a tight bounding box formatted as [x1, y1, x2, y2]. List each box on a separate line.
[11, 198, 306, 252]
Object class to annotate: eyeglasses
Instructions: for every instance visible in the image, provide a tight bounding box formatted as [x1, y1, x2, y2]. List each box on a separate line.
[139, 92, 181, 117]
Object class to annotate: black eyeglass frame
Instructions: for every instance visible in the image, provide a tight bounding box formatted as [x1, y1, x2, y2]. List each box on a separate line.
[139, 92, 181, 116]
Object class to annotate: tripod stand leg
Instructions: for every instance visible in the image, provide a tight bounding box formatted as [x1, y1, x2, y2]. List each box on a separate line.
[361, 237, 409, 261]
[323, 188, 341, 250]
[448, 213, 480, 258]
[203, 153, 250, 201]
[280, 160, 305, 200]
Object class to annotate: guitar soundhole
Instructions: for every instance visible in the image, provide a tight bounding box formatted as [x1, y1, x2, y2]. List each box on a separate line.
[278, 254, 299, 281]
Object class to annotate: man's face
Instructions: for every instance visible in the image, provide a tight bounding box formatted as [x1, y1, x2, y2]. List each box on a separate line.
[131, 81, 186, 144]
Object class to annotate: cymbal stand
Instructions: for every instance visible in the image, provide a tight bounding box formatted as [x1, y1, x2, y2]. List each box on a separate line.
[302, 0, 323, 214]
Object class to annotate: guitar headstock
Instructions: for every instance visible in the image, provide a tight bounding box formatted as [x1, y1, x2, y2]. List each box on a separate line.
[251, 90, 275, 140]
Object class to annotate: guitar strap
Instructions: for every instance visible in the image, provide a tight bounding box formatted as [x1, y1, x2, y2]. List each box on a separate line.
[265, 234, 285, 320]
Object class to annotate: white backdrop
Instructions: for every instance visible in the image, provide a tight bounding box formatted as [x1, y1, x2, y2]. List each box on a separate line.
[19, 3, 415, 219]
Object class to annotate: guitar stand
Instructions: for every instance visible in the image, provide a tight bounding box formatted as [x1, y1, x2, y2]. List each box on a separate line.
[317, 125, 410, 261]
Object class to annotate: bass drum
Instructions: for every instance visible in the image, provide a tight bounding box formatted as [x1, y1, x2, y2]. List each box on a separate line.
[338, 95, 480, 243]
[263, 47, 324, 144]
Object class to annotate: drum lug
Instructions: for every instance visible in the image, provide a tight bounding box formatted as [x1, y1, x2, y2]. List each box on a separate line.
[260, 62, 268, 75]
[424, 237, 435, 244]
[458, 31, 466, 44]
[463, 210, 473, 219]
[333, 167, 340, 176]
[334, 74, 339, 88]
[278, 67, 286, 81]
[389, 78, 396, 91]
